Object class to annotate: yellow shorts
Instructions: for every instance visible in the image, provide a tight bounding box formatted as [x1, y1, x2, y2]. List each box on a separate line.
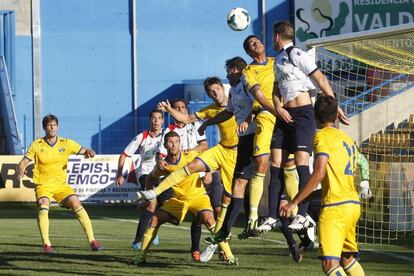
[253, 112, 275, 157]
[35, 183, 76, 204]
[161, 194, 213, 225]
[196, 143, 236, 196]
[318, 203, 361, 260]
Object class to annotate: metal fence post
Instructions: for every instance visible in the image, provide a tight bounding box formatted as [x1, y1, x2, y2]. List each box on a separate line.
[98, 115, 102, 154]
[23, 114, 26, 152]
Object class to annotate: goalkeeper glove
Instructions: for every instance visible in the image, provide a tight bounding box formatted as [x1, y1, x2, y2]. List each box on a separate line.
[136, 189, 157, 201]
[359, 180, 372, 199]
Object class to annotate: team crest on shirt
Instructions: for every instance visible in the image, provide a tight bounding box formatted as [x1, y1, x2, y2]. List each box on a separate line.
[58, 147, 65, 152]
[255, 145, 260, 152]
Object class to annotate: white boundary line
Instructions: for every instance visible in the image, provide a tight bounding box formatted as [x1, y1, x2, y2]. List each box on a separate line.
[361, 248, 414, 262]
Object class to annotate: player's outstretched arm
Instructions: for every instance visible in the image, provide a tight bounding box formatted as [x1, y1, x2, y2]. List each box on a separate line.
[280, 155, 327, 217]
[310, 70, 350, 125]
[16, 157, 31, 180]
[310, 70, 335, 98]
[198, 110, 233, 136]
[157, 100, 198, 124]
[78, 147, 96, 159]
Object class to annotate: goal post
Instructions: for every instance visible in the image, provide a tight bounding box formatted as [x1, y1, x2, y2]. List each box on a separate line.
[305, 23, 414, 244]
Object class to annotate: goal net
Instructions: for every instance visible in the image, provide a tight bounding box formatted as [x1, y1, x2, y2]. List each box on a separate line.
[306, 23, 414, 244]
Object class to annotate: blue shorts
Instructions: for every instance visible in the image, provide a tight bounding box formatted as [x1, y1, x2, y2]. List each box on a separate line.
[234, 134, 254, 180]
[271, 104, 316, 153]
[205, 172, 223, 209]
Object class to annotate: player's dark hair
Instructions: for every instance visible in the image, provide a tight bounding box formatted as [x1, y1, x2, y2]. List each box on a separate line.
[243, 35, 260, 54]
[314, 95, 338, 124]
[164, 130, 180, 144]
[203, 76, 223, 92]
[273, 21, 295, 41]
[170, 98, 188, 109]
[149, 109, 163, 119]
[225, 56, 247, 71]
[42, 114, 59, 128]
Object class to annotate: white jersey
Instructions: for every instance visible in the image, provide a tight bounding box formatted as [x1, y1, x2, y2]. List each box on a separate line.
[226, 81, 256, 137]
[157, 121, 207, 158]
[275, 42, 317, 104]
[123, 130, 163, 178]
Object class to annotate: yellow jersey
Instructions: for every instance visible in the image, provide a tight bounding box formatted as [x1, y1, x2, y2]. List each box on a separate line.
[241, 57, 275, 112]
[313, 127, 360, 206]
[25, 137, 82, 186]
[152, 150, 206, 200]
[195, 104, 238, 148]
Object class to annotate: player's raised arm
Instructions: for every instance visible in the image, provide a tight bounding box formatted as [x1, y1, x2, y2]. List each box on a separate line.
[310, 69, 350, 126]
[157, 100, 198, 124]
[198, 109, 233, 136]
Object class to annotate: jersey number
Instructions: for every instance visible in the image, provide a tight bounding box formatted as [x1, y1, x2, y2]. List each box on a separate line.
[343, 141, 356, 176]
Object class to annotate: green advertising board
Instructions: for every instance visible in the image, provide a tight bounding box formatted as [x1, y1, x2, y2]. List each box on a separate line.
[294, 0, 414, 48]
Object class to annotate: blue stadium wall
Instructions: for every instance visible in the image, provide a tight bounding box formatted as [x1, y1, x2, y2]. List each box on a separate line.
[11, 0, 290, 153]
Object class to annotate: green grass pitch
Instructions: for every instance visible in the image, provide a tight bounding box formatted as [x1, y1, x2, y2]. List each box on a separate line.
[0, 203, 413, 275]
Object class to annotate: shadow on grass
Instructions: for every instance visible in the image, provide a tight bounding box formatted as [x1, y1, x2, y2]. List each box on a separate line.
[0, 250, 126, 263]
[0, 258, 11, 267]
[0, 202, 142, 220]
[0, 242, 41, 249]
[0, 266, 105, 276]
[0, 250, 161, 276]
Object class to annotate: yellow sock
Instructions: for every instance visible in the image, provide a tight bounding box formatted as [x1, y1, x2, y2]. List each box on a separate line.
[284, 165, 299, 215]
[141, 226, 158, 254]
[249, 173, 265, 220]
[218, 241, 234, 259]
[154, 166, 191, 195]
[38, 205, 51, 246]
[284, 165, 298, 198]
[344, 259, 365, 276]
[326, 266, 346, 276]
[214, 204, 228, 233]
[75, 207, 95, 242]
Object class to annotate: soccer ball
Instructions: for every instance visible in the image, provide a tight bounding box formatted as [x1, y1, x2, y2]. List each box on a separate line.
[227, 7, 250, 31]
